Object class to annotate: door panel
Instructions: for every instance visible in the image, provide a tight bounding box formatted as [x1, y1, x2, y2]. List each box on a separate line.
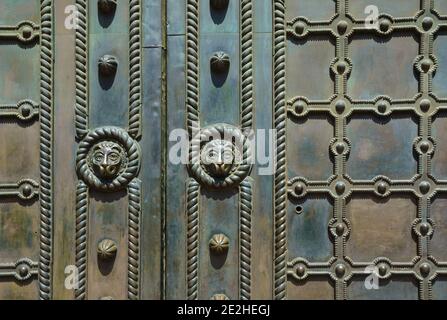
[280, 0, 447, 300]
[1, 0, 447, 300]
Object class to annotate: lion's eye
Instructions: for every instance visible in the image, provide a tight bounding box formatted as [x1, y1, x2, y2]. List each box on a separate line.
[108, 152, 120, 162]
[94, 152, 104, 162]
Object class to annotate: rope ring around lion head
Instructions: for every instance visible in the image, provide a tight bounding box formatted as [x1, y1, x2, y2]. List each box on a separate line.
[76, 127, 141, 192]
[189, 124, 252, 189]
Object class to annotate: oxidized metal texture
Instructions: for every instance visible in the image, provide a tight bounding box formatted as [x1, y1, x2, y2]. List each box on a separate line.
[284, 0, 447, 300]
[273, 0, 287, 300]
[74, 0, 143, 300]
[185, 0, 254, 300]
[39, 0, 54, 300]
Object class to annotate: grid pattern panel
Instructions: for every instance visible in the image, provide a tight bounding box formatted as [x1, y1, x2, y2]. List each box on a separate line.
[285, 0, 447, 300]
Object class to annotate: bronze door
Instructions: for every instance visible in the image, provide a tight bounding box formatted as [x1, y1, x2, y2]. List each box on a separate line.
[1, 0, 447, 300]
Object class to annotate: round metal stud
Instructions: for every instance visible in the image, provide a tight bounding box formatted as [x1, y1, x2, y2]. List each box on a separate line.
[377, 182, 388, 195]
[98, 0, 117, 14]
[211, 293, 229, 300]
[422, 17, 434, 31]
[379, 19, 391, 32]
[210, 51, 230, 74]
[335, 100, 346, 114]
[209, 234, 230, 255]
[337, 20, 348, 35]
[335, 143, 345, 154]
[420, 222, 430, 236]
[420, 263, 431, 276]
[210, 0, 229, 10]
[97, 239, 117, 260]
[22, 184, 33, 198]
[420, 99, 431, 112]
[420, 141, 430, 153]
[419, 181, 431, 195]
[98, 55, 118, 77]
[295, 22, 306, 35]
[21, 26, 33, 40]
[378, 264, 388, 277]
[294, 182, 305, 196]
[335, 264, 346, 278]
[294, 100, 306, 114]
[296, 264, 306, 277]
[421, 59, 432, 73]
[335, 181, 346, 195]
[335, 223, 345, 236]
[336, 61, 347, 75]
[377, 101, 388, 114]
[17, 264, 29, 278]
[100, 296, 114, 300]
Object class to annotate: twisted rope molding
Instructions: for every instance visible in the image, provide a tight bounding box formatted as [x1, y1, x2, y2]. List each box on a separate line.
[39, 0, 53, 300]
[75, 0, 88, 140]
[186, 179, 199, 300]
[273, 0, 287, 300]
[128, 178, 141, 299]
[240, 0, 254, 131]
[128, 0, 142, 139]
[75, 181, 88, 300]
[186, 0, 200, 140]
[239, 179, 252, 300]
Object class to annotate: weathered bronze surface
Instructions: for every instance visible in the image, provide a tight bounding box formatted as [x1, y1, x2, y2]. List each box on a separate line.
[1, 0, 447, 300]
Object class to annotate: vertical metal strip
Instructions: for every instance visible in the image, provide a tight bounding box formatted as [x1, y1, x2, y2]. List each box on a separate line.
[128, 178, 142, 299]
[74, 0, 89, 140]
[239, 179, 252, 299]
[129, 0, 142, 140]
[75, 181, 89, 300]
[273, 0, 287, 300]
[39, 0, 54, 300]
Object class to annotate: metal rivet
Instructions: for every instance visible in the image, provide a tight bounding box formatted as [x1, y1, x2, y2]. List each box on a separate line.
[421, 59, 432, 73]
[22, 26, 33, 40]
[378, 264, 388, 276]
[420, 222, 430, 236]
[420, 263, 430, 276]
[420, 99, 431, 112]
[336, 61, 347, 74]
[210, 51, 230, 74]
[98, 0, 117, 14]
[422, 17, 434, 31]
[18, 264, 29, 277]
[22, 184, 32, 197]
[211, 294, 229, 300]
[295, 22, 306, 35]
[210, 0, 229, 10]
[294, 100, 306, 114]
[377, 101, 388, 113]
[337, 21, 348, 35]
[209, 234, 229, 255]
[335, 142, 345, 154]
[379, 19, 391, 32]
[98, 55, 118, 77]
[335, 100, 346, 114]
[335, 264, 346, 278]
[419, 181, 430, 194]
[295, 183, 305, 196]
[97, 239, 117, 260]
[335, 223, 345, 236]
[420, 141, 430, 153]
[377, 182, 387, 195]
[296, 265, 306, 277]
[335, 181, 346, 195]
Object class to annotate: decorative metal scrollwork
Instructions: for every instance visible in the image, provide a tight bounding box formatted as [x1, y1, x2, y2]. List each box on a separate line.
[76, 127, 141, 192]
[97, 239, 117, 260]
[189, 124, 252, 189]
